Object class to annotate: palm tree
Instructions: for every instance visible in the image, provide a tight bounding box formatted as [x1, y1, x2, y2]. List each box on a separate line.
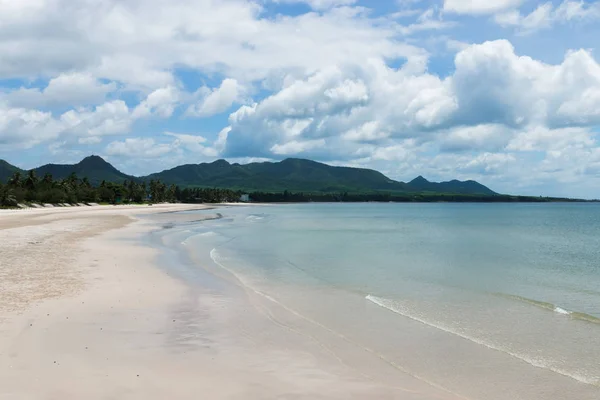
[8, 171, 22, 187]
[24, 170, 38, 190]
[0, 185, 17, 207]
[42, 172, 53, 186]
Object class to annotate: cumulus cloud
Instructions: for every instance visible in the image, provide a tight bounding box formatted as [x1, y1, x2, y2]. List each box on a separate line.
[106, 138, 174, 158]
[105, 131, 219, 166]
[132, 86, 180, 119]
[0, 88, 179, 150]
[0, 73, 116, 109]
[186, 79, 244, 117]
[450, 40, 600, 128]
[271, 0, 357, 10]
[494, 0, 600, 33]
[443, 0, 523, 15]
[224, 61, 457, 158]
[224, 39, 600, 160]
[0, 0, 421, 87]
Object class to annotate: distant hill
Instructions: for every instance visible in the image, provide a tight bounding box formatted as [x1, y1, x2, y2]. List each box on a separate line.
[2, 155, 498, 195]
[34, 155, 136, 186]
[0, 160, 24, 184]
[408, 176, 496, 196]
[147, 158, 497, 195]
[145, 158, 409, 193]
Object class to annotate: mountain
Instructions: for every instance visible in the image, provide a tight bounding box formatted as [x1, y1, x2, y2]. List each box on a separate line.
[147, 158, 497, 195]
[34, 155, 137, 186]
[146, 158, 408, 192]
[408, 175, 496, 196]
[3, 155, 498, 195]
[0, 160, 24, 184]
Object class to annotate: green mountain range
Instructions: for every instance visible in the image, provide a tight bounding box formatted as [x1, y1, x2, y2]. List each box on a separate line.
[0, 155, 497, 195]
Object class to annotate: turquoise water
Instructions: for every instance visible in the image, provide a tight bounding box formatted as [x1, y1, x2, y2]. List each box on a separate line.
[162, 203, 600, 398]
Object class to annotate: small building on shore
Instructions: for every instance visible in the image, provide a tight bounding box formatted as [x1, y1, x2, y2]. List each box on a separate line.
[240, 194, 251, 203]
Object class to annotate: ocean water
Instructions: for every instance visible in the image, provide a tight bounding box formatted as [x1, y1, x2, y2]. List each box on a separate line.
[156, 203, 600, 399]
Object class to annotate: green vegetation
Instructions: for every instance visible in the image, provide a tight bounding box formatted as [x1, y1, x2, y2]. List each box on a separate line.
[34, 155, 136, 186]
[243, 191, 584, 203]
[0, 159, 24, 184]
[0, 155, 591, 207]
[0, 156, 497, 195]
[0, 169, 177, 207]
[147, 158, 497, 195]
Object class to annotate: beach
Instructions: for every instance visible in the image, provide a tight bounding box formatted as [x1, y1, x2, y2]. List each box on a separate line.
[0, 205, 455, 400]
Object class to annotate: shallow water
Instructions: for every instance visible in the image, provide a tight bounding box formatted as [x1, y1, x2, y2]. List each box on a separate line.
[158, 203, 600, 399]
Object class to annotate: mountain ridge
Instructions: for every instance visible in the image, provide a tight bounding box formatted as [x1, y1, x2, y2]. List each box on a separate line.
[32, 155, 137, 186]
[0, 156, 498, 195]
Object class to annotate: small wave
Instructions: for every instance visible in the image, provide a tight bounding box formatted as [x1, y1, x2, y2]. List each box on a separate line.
[554, 307, 571, 315]
[366, 295, 599, 387]
[198, 231, 218, 237]
[245, 213, 270, 222]
[209, 249, 277, 303]
[496, 293, 600, 325]
[181, 231, 219, 246]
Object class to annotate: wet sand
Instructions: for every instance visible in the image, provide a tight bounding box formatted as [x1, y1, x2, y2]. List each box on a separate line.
[0, 205, 455, 400]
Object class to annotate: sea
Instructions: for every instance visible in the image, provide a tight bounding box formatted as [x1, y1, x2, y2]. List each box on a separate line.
[150, 203, 600, 399]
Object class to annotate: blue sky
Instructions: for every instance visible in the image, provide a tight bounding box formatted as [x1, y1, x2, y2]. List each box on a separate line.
[1, 0, 600, 198]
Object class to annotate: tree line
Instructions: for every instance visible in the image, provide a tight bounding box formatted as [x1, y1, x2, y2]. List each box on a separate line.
[0, 170, 181, 207]
[1, 170, 582, 208]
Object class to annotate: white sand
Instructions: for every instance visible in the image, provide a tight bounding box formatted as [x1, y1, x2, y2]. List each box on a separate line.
[0, 205, 456, 399]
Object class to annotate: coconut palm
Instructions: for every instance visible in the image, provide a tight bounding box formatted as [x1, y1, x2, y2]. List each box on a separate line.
[0, 185, 17, 207]
[8, 171, 22, 187]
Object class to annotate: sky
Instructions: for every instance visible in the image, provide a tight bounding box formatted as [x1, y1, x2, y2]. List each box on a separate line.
[1, 0, 600, 198]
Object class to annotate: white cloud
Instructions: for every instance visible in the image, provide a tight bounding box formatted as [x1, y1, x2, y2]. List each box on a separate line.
[450, 40, 600, 128]
[78, 136, 103, 145]
[164, 131, 219, 156]
[224, 39, 600, 159]
[440, 124, 512, 152]
[494, 0, 600, 33]
[0, 0, 421, 88]
[106, 138, 174, 158]
[272, 0, 357, 10]
[132, 86, 180, 119]
[271, 138, 326, 155]
[0, 88, 179, 149]
[105, 131, 220, 161]
[443, 0, 523, 15]
[186, 79, 244, 117]
[459, 152, 517, 175]
[342, 121, 390, 142]
[0, 73, 116, 108]
[506, 126, 595, 152]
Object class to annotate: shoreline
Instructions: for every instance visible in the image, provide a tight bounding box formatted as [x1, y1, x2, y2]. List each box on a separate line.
[0, 204, 453, 399]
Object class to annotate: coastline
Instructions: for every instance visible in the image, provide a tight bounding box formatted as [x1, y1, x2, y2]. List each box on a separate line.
[0, 204, 454, 399]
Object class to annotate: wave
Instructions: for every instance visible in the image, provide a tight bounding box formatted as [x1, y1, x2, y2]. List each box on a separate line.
[198, 231, 218, 237]
[209, 249, 277, 303]
[366, 294, 599, 387]
[181, 231, 220, 246]
[495, 293, 600, 325]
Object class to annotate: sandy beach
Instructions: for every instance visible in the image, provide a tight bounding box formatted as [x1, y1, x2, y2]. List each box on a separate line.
[0, 205, 458, 400]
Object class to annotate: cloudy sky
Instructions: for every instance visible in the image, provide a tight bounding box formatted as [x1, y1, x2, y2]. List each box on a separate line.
[1, 0, 600, 197]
